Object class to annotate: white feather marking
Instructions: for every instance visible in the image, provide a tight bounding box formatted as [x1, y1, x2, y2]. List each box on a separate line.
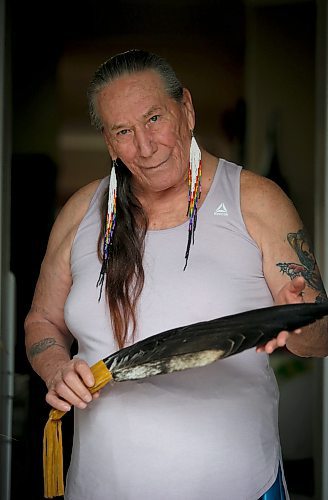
[113, 350, 225, 382]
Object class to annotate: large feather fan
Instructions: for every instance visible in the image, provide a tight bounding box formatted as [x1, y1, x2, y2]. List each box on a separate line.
[102, 302, 328, 382]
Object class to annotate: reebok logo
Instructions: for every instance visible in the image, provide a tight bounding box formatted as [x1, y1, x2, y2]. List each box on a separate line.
[214, 202, 228, 216]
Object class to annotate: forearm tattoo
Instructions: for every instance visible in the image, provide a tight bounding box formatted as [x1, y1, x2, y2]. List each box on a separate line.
[27, 337, 66, 361]
[276, 228, 327, 303]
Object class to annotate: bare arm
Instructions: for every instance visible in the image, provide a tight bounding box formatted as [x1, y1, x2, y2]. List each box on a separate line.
[241, 170, 328, 357]
[25, 180, 102, 410]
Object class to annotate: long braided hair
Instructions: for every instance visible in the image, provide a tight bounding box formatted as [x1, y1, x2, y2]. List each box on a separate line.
[87, 50, 184, 348]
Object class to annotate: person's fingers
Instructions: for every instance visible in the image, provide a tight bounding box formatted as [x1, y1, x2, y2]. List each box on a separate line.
[256, 328, 302, 354]
[289, 276, 306, 293]
[46, 386, 100, 411]
[263, 340, 277, 354]
[45, 359, 102, 411]
[286, 277, 306, 301]
[46, 390, 72, 412]
[256, 332, 288, 353]
[54, 372, 92, 408]
[46, 359, 94, 407]
[60, 370, 93, 404]
[256, 340, 277, 354]
[74, 359, 95, 387]
[275, 330, 289, 346]
[276, 277, 305, 305]
[256, 345, 265, 353]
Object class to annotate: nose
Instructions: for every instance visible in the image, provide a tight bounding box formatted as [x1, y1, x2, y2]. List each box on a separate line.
[134, 127, 157, 158]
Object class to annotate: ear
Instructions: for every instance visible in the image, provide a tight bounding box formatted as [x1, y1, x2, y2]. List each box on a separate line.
[182, 88, 195, 131]
[102, 129, 116, 160]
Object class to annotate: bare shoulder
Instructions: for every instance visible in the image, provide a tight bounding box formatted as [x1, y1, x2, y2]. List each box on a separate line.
[240, 169, 301, 247]
[30, 179, 103, 306]
[240, 169, 293, 212]
[47, 179, 103, 257]
[240, 169, 298, 221]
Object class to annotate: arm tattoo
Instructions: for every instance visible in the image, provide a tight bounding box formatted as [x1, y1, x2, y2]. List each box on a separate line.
[27, 337, 66, 360]
[276, 228, 328, 303]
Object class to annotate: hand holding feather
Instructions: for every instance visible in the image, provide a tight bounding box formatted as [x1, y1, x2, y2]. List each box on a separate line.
[45, 358, 100, 413]
[259, 278, 328, 357]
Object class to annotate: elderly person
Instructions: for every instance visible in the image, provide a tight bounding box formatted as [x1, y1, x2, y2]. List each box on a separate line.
[25, 50, 328, 499]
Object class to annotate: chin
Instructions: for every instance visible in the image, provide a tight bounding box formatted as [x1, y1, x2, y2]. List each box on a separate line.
[149, 172, 185, 193]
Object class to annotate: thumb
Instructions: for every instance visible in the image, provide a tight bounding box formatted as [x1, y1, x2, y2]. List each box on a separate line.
[276, 276, 306, 305]
[289, 276, 306, 295]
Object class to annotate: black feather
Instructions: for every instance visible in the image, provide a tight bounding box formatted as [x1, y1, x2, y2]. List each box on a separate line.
[103, 302, 328, 382]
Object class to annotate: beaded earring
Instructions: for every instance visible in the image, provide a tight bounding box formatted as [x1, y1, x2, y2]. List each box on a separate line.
[184, 135, 202, 270]
[96, 160, 118, 299]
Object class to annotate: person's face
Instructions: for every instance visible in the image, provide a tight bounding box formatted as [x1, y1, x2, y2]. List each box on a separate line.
[97, 70, 195, 193]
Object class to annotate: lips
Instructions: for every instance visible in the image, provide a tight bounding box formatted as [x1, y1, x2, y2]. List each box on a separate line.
[142, 158, 169, 170]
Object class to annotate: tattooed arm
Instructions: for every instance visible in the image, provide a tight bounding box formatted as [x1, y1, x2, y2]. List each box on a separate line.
[276, 228, 327, 303]
[25, 181, 101, 411]
[241, 170, 328, 357]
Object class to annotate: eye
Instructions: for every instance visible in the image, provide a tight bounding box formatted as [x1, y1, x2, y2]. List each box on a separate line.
[117, 129, 130, 136]
[149, 115, 160, 123]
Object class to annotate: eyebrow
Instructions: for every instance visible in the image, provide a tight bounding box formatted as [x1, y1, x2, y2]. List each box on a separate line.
[143, 106, 162, 119]
[110, 106, 163, 132]
[110, 123, 130, 133]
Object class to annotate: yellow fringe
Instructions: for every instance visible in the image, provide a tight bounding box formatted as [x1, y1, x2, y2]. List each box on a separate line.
[43, 360, 113, 498]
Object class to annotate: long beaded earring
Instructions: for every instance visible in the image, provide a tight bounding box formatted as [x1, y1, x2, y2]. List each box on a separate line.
[184, 135, 202, 270]
[97, 160, 118, 299]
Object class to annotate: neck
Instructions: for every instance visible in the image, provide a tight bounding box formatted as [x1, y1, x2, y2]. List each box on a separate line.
[138, 177, 187, 209]
[138, 180, 188, 230]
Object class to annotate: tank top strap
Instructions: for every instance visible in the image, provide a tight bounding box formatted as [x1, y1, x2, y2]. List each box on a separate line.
[208, 158, 242, 215]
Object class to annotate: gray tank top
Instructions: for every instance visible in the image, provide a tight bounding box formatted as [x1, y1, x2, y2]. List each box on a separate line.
[64, 160, 282, 500]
